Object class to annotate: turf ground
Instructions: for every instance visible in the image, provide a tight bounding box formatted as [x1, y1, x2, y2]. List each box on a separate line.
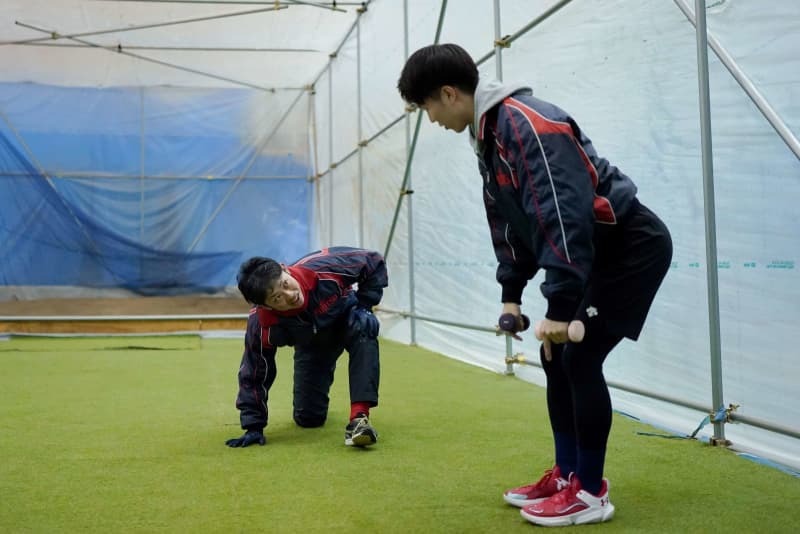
[1, 336, 798, 533]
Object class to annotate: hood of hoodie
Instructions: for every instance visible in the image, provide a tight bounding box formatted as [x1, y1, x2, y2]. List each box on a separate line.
[469, 77, 532, 155]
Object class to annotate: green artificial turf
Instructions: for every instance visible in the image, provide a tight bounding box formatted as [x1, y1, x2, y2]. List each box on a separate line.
[0, 336, 798, 533]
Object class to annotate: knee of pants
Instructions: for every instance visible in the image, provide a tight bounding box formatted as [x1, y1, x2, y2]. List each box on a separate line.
[293, 412, 327, 428]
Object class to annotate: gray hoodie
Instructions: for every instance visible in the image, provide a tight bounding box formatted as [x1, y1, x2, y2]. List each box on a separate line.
[468, 77, 532, 155]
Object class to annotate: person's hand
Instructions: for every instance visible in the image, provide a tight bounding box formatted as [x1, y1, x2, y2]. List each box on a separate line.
[348, 306, 380, 338]
[225, 429, 266, 448]
[534, 318, 569, 361]
[496, 303, 526, 340]
[496, 313, 530, 341]
[534, 318, 585, 361]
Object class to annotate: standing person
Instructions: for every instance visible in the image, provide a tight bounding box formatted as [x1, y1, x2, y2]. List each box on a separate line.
[225, 246, 387, 449]
[397, 44, 672, 526]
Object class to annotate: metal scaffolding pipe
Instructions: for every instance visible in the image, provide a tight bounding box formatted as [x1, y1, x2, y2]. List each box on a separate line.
[7, 5, 288, 46]
[311, 0, 373, 87]
[17, 22, 296, 92]
[690, 0, 726, 443]
[357, 15, 364, 247]
[94, 0, 362, 6]
[383, 0, 448, 261]
[315, 116, 404, 180]
[16, 42, 320, 53]
[475, 0, 575, 67]
[673, 0, 800, 161]
[328, 63, 335, 244]
[379, 308, 800, 442]
[403, 0, 417, 345]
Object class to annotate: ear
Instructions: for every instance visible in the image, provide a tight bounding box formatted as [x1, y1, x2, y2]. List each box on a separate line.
[440, 85, 458, 103]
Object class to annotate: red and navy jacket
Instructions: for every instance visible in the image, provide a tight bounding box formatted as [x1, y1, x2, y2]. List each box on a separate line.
[473, 83, 638, 322]
[236, 247, 387, 430]
[246, 246, 387, 350]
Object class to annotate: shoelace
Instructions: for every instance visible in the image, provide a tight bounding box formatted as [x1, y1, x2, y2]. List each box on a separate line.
[350, 417, 369, 431]
[547, 478, 580, 507]
[518, 468, 556, 492]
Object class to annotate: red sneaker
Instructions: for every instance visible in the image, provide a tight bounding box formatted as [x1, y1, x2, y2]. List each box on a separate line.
[503, 465, 570, 508]
[520, 474, 615, 526]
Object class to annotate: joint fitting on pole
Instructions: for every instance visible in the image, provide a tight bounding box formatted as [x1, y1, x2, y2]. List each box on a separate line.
[401, 188, 414, 196]
[404, 103, 418, 113]
[505, 352, 528, 365]
[330, 162, 338, 169]
[304, 84, 315, 94]
[116, 44, 123, 53]
[356, 5, 367, 14]
[721, 403, 740, 423]
[329, 51, 338, 59]
[709, 437, 732, 447]
[358, 140, 368, 147]
[51, 31, 59, 40]
[494, 35, 512, 48]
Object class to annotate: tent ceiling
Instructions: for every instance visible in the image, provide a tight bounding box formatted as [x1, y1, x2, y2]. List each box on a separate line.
[0, 0, 365, 90]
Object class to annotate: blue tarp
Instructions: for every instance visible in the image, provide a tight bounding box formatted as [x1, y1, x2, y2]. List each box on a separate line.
[0, 82, 310, 295]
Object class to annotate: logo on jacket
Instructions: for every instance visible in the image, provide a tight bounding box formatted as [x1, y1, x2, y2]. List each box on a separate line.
[316, 293, 339, 316]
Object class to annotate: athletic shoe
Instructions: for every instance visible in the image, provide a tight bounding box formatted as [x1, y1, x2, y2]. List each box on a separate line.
[503, 465, 570, 507]
[344, 413, 377, 447]
[520, 474, 615, 527]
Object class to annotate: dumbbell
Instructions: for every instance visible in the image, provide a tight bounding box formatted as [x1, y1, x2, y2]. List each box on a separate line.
[499, 312, 585, 342]
[498, 313, 530, 334]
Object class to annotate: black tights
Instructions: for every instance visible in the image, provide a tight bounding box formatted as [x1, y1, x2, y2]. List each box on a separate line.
[541, 321, 622, 485]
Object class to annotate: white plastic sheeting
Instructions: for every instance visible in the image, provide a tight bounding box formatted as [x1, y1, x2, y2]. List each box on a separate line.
[311, 0, 800, 470]
[0, 0, 359, 90]
[1, 0, 798, 470]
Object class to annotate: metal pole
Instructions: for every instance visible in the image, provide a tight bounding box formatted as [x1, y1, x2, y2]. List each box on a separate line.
[357, 15, 364, 247]
[475, 0, 574, 66]
[311, 0, 374, 87]
[94, 0, 361, 6]
[7, 5, 288, 45]
[17, 42, 320, 53]
[328, 63, 334, 245]
[493, 0, 503, 81]
[139, 87, 145, 244]
[673, 0, 800, 161]
[16, 23, 294, 93]
[383, 0, 448, 261]
[315, 115, 405, 181]
[493, 0, 512, 372]
[403, 0, 417, 345]
[308, 86, 319, 247]
[693, 0, 726, 444]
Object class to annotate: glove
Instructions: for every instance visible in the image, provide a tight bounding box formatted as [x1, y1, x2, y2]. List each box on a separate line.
[225, 429, 266, 448]
[347, 306, 380, 338]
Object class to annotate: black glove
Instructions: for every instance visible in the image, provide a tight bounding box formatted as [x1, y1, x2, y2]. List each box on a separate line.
[347, 306, 380, 338]
[225, 429, 266, 448]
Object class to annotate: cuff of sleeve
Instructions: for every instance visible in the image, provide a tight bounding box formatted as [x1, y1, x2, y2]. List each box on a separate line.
[501, 282, 526, 304]
[357, 291, 381, 309]
[546, 296, 580, 322]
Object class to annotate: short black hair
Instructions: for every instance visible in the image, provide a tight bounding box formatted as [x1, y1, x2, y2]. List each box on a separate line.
[397, 43, 479, 105]
[237, 257, 283, 305]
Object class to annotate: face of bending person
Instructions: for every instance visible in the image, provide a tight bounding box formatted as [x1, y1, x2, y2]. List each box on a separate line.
[263, 268, 304, 311]
[420, 85, 473, 133]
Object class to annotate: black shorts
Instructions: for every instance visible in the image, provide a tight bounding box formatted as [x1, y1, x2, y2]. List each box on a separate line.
[580, 199, 673, 340]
